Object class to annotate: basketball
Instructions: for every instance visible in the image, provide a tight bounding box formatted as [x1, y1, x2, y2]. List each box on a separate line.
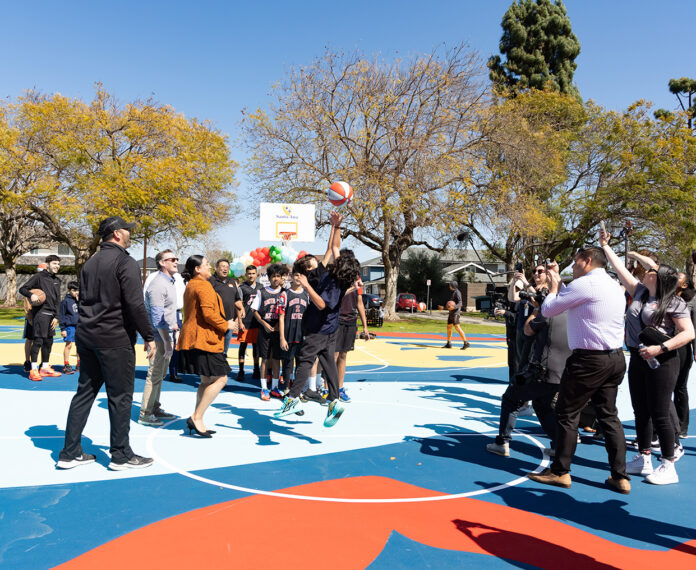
[30, 289, 46, 306]
[327, 181, 353, 207]
[417, 302, 427, 312]
[446, 300, 456, 310]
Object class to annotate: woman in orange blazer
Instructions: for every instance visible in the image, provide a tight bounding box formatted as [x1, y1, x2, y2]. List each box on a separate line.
[178, 255, 237, 437]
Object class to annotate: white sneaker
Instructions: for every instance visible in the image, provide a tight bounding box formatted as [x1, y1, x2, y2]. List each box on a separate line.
[645, 459, 679, 485]
[673, 444, 684, 462]
[518, 403, 534, 416]
[626, 453, 653, 476]
[486, 442, 510, 457]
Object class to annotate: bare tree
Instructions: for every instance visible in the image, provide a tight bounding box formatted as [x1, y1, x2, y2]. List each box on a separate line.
[243, 45, 490, 318]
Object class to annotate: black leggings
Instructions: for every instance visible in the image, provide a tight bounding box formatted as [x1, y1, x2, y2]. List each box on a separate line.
[628, 349, 679, 458]
[238, 342, 258, 366]
[30, 336, 53, 363]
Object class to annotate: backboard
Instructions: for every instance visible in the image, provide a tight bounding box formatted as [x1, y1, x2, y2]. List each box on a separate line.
[259, 203, 315, 242]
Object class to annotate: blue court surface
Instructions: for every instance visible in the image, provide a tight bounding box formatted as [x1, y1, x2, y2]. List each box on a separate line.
[1, 330, 695, 568]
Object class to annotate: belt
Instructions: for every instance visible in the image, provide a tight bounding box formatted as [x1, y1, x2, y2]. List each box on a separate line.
[572, 348, 623, 355]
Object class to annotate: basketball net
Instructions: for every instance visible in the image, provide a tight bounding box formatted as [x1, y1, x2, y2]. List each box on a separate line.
[279, 231, 296, 246]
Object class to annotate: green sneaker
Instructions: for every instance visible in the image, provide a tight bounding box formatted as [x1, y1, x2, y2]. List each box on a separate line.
[324, 399, 345, 428]
[274, 396, 302, 418]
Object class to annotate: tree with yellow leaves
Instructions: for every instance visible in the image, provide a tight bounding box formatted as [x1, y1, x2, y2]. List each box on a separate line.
[14, 86, 238, 271]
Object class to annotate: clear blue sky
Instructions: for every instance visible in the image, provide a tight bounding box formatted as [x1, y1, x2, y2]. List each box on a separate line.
[4, 0, 694, 262]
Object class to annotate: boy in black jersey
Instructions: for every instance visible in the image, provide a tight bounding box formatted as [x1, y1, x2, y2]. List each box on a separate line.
[275, 213, 361, 427]
[237, 265, 262, 381]
[251, 263, 286, 399]
[279, 270, 310, 396]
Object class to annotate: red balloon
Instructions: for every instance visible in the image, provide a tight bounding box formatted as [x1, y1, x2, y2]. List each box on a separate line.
[262, 247, 270, 255]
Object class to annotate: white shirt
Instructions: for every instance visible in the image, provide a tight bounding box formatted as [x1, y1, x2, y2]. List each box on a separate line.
[541, 268, 625, 351]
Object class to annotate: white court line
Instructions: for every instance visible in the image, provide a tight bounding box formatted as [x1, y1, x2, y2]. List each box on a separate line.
[146, 400, 549, 504]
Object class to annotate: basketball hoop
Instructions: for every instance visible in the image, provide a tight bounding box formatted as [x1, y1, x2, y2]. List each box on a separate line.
[279, 231, 296, 246]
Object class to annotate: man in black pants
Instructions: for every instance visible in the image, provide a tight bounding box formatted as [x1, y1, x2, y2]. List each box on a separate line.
[527, 248, 631, 494]
[57, 216, 156, 471]
[274, 213, 359, 427]
[19, 255, 63, 381]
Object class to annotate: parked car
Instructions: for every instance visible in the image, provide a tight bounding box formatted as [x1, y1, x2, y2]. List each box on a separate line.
[362, 293, 383, 309]
[395, 293, 418, 311]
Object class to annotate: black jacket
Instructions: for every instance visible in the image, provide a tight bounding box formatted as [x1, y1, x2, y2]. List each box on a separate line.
[76, 241, 155, 347]
[19, 270, 62, 317]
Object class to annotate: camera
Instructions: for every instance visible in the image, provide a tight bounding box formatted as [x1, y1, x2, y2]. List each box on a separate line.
[518, 288, 548, 305]
[515, 361, 547, 385]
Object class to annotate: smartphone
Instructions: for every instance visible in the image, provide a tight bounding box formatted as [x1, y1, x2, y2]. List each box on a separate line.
[514, 261, 523, 272]
[600, 221, 606, 234]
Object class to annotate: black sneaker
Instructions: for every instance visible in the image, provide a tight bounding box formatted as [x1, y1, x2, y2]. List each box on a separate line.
[252, 368, 261, 380]
[108, 455, 154, 471]
[168, 374, 182, 383]
[56, 453, 96, 469]
[442, 343, 452, 349]
[301, 389, 329, 406]
[461, 342, 471, 350]
[236, 369, 245, 381]
[63, 364, 75, 375]
[23, 361, 31, 372]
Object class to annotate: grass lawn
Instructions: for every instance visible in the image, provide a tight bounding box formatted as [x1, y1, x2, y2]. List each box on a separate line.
[0, 306, 26, 326]
[0, 307, 506, 335]
[376, 313, 505, 335]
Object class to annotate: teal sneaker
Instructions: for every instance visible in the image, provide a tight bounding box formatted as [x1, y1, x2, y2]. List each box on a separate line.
[274, 396, 302, 418]
[324, 399, 345, 427]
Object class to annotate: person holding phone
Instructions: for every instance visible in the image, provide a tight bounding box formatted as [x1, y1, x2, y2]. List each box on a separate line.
[599, 230, 694, 485]
[527, 240, 631, 494]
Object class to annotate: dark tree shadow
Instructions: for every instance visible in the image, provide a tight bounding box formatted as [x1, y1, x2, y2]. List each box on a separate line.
[453, 518, 622, 569]
[477, 482, 696, 551]
[212, 402, 321, 445]
[25, 424, 110, 466]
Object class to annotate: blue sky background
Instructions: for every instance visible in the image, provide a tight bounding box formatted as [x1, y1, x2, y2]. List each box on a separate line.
[4, 0, 694, 262]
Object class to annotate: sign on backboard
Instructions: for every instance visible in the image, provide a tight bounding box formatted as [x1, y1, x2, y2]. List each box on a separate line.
[259, 203, 315, 242]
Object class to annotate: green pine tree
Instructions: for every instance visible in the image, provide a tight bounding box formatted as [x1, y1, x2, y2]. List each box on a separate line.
[488, 0, 581, 97]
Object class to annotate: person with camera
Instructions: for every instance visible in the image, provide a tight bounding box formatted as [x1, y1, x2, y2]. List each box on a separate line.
[600, 232, 694, 485]
[487, 264, 570, 457]
[495, 264, 536, 381]
[527, 243, 631, 494]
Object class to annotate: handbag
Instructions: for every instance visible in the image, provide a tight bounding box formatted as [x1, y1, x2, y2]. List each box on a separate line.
[637, 294, 672, 346]
[638, 326, 671, 346]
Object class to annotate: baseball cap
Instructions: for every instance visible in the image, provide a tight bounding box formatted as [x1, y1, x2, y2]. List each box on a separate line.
[98, 216, 135, 238]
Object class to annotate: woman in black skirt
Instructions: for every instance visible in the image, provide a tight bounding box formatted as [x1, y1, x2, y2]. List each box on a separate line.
[177, 255, 237, 437]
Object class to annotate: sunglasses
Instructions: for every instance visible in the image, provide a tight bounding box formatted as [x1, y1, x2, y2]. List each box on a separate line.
[163, 257, 179, 263]
[534, 269, 546, 275]
[647, 268, 657, 274]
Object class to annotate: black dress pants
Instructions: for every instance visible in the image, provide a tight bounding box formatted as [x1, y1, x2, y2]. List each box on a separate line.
[551, 350, 628, 480]
[289, 332, 339, 401]
[674, 344, 692, 435]
[60, 342, 136, 463]
[628, 349, 680, 458]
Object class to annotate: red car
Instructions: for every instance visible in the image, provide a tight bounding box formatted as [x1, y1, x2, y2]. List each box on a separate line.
[396, 293, 418, 311]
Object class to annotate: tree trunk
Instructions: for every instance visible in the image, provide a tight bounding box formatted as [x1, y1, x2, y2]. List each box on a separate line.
[3, 263, 18, 307]
[382, 247, 402, 321]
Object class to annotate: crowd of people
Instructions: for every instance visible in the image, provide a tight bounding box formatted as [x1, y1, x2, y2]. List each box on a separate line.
[489, 229, 696, 492]
[17, 217, 696, 487]
[19, 214, 364, 470]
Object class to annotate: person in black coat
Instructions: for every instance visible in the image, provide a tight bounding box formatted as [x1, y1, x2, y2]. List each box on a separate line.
[19, 255, 63, 380]
[57, 216, 157, 471]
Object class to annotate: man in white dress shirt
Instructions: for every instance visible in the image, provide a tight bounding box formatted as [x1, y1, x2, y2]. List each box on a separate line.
[527, 246, 631, 494]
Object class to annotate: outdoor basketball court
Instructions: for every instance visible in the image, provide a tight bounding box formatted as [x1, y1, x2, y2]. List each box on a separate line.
[1, 326, 695, 568]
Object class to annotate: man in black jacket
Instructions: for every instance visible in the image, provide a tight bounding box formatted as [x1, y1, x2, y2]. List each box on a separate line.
[57, 216, 157, 471]
[19, 255, 63, 380]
